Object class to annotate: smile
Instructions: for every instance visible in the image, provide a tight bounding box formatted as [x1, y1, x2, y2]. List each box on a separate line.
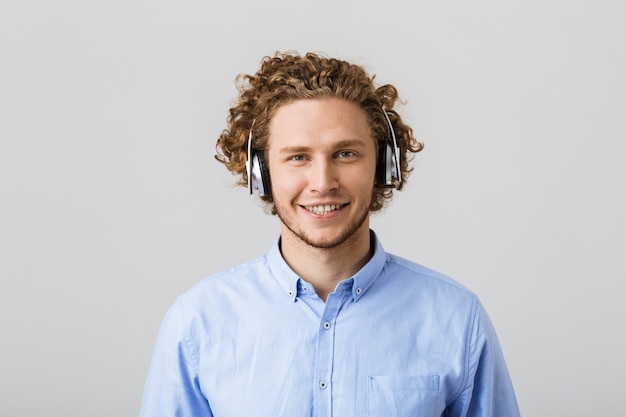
[303, 204, 347, 215]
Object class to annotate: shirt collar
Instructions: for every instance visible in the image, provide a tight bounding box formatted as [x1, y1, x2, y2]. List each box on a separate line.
[266, 230, 387, 302]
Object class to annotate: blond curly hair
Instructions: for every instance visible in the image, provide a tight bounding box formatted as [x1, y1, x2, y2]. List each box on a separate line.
[215, 51, 423, 212]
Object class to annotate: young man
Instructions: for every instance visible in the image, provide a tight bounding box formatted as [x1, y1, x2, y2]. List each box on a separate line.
[139, 51, 520, 416]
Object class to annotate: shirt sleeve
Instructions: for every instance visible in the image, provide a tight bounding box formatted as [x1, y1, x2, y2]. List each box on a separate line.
[445, 299, 521, 417]
[139, 299, 213, 417]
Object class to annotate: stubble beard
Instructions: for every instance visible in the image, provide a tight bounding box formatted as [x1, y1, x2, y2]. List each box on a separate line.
[275, 199, 371, 250]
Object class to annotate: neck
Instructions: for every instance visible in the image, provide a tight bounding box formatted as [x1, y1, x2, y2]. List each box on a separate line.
[279, 222, 373, 301]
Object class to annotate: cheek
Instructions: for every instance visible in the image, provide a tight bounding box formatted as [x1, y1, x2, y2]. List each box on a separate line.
[269, 169, 304, 200]
[351, 165, 377, 194]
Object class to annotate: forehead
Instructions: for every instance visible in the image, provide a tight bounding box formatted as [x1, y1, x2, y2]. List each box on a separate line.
[267, 98, 373, 148]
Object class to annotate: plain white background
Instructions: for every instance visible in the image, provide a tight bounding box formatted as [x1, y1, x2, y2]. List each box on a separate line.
[1, 0, 625, 415]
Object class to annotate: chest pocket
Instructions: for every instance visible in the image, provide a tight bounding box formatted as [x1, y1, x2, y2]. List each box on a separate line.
[367, 375, 440, 417]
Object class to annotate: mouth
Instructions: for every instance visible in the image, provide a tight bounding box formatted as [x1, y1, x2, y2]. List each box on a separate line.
[302, 204, 348, 215]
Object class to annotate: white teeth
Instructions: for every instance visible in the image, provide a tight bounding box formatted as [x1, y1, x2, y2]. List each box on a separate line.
[305, 204, 343, 215]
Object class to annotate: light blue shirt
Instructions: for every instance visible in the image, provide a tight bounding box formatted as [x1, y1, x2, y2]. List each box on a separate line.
[140, 231, 520, 416]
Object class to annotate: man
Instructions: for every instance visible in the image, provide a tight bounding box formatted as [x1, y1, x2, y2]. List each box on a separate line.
[139, 51, 520, 416]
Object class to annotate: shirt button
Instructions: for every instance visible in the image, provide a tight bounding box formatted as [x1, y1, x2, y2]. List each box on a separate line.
[288, 290, 294, 297]
[355, 288, 362, 295]
[319, 381, 328, 389]
[323, 322, 331, 330]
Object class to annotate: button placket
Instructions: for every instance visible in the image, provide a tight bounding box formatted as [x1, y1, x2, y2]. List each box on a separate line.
[313, 290, 346, 416]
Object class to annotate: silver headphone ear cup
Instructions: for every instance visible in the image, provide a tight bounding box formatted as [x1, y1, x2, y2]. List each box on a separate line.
[376, 142, 388, 186]
[251, 151, 271, 198]
[247, 119, 272, 197]
[385, 143, 395, 186]
[380, 108, 401, 187]
[389, 143, 399, 183]
[250, 152, 265, 197]
[376, 141, 397, 187]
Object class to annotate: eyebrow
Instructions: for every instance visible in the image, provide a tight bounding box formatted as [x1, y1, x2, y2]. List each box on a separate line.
[277, 139, 368, 154]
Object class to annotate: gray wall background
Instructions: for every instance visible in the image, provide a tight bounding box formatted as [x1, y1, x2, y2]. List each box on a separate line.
[1, 0, 625, 415]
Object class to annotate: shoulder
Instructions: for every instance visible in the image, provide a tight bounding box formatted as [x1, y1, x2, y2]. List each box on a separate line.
[161, 254, 277, 327]
[376, 253, 480, 317]
[384, 253, 476, 296]
[155, 255, 275, 342]
[178, 255, 271, 304]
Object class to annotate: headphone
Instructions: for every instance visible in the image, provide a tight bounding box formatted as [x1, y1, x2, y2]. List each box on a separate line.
[247, 107, 401, 197]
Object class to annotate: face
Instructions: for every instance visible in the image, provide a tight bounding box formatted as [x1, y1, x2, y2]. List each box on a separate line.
[267, 98, 377, 249]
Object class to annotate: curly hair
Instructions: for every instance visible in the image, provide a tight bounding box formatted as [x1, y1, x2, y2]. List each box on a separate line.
[215, 51, 423, 212]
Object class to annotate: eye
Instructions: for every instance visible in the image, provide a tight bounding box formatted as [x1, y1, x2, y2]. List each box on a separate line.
[290, 155, 306, 161]
[337, 151, 356, 158]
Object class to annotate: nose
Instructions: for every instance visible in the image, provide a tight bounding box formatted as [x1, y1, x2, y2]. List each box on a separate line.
[308, 158, 339, 194]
